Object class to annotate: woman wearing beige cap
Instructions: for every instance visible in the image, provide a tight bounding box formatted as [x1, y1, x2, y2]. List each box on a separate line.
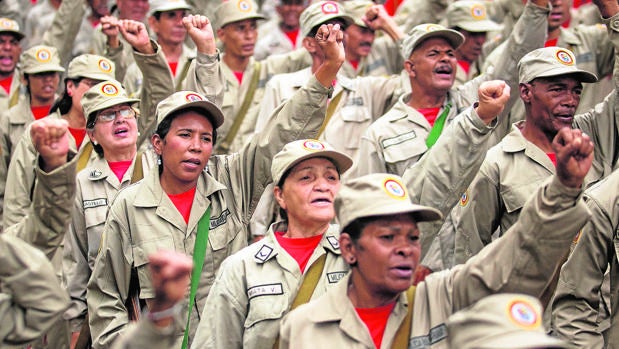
[191, 139, 352, 349]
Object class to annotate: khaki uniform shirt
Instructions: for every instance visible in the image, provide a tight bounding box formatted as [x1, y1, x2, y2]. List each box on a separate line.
[254, 19, 303, 61]
[349, 1, 549, 179]
[192, 223, 348, 349]
[110, 317, 183, 349]
[0, 97, 33, 170]
[339, 36, 403, 79]
[280, 174, 590, 348]
[63, 152, 156, 332]
[91, 26, 136, 82]
[0, 68, 24, 113]
[42, 0, 87, 66]
[86, 76, 334, 348]
[551, 169, 619, 349]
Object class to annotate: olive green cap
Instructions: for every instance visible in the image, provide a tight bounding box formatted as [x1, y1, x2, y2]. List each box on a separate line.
[20, 45, 65, 74]
[335, 173, 442, 230]
[156, 90, 224, 129]
[300, 1, 354, 37]
[214, 0, 265, 29]
[518, 47, 598, 84]
[0, 18, 24, 40]
[82, 80, 140, 128]
[400, 23, 464, 59]
[67, 54, 116, 81]
[446, 1, 501, 33]
[148, 0, 192, 17]
[447, 293, 573, 349]
[271, 139, 353, 184]
[342, 0, 374, 28]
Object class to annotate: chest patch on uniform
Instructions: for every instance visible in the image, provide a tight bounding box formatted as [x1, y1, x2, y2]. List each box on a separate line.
[209, 209, 230, 229]
[89, 170, 103, 179]
[410, 323, 447, 348]
[382, 131, 417, 149]
[327, 271, 347, 284]
[345, 97, 364, 107]
[255, 245, 273, 262]
[247, 283, 283, 299]
[83, 198, 107, 209]
[326, 236, 339, 249]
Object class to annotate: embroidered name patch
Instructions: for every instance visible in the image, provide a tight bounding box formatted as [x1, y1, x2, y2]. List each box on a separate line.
[327, 271, 347, 284]
[209, 209, 230, 229]
[381, 131, 417, 149]
[410, 323, 447, 348]
[247, 283, 283, 299]
[83, 198, 107, 209]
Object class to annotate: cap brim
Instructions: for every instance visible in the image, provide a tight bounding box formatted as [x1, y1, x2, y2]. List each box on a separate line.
[414, 30, 465, 52]
[458, 20, 502, 32]
[163, 100, 225, 129]
[72, 73, 115, 81]
[476, 331, 572, 349]
[87, 96, 141, 122]
[533, 67, 598, 83]
[277, 150, 353, 182]
[24, 66, 65, 74]
[0, 30, 24, 41]
[149, 5, 192, 17]
[368, 201, 443, 223]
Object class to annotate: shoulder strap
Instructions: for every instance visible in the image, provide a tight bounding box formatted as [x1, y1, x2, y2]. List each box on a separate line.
[175, 58, 194, 92]
[218, 61, 262, 153]
[272, 253, 327, 349]
[425, 102, 451, 149]
[130, 151, 144, 184]
[316, 90, 343, 138]
[390, 285, 416, 349]
[8, 89, 18, 108]
[76, 142, 94, 172]
[181, 207, 212, 349]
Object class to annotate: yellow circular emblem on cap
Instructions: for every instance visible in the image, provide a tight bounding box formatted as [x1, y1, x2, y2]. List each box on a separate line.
[35, 48, 52, 63]
[459, 190, 469, 206]
[555, 49, 575, 66]
[321, 1, 339, 14]
[470, 4, 486, 19]
[302, 139, 325, 151]
[101, 83, 119, 96]
[237, 0, 252, 12]
[424, 24, 443, 32]
[0, 19, 16, 30]
[507, 300, 540, 329]
[98, 59, 112, 72]
[383, 177, 407, 200]
[185, 92, 204, 102]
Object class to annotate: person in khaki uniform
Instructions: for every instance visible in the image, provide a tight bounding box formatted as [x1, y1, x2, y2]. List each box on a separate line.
[349, 0, 549, 180]
[0, 18, 25, 112]
[122, 0, 195, 97]
[86, 22, 346, 349]
[446, 1, 503, 87]
[279, 125, 594, 348]
[453, 2, 619, 266]
[4, 19, 174, 232]
[254, 0, 306, 61]
[447, 294, 572, 349]
[186, 0, 311, 154]
[191, 139, 353, 349]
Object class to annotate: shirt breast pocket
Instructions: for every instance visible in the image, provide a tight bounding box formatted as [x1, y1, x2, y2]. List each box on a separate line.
[83, 204, 108, 263]
[383, 133, 427, 171]
[330, 105, 371, 151]
[132, 235, 175, 299]
[501, 180, 545, 214]
[244, 285, 289, 343]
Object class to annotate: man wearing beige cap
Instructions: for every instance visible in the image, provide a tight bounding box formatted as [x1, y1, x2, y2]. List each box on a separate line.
[123, 0, 195, 97]
[454, 0, 619, 269]
[350, 0, 549, 180]
[448, 294, 572, 349]
[446, 1, 502, 86]
[280, 126, 593, 347]
[0, 17, 24, 111]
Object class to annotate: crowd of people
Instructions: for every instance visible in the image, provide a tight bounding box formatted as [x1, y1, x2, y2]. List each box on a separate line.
[0, 0, 618, 347]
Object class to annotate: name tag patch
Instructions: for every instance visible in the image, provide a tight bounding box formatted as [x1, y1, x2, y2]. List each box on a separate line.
[247, 283, 283, 299]
[382, 131, 417, 149]
[210, 209, 230, 229]
[410, 324, 447, 348]
[327, 271, 347, 284]
[83, 198, 107, 209]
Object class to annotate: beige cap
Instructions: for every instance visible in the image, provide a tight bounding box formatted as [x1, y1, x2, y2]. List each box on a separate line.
[447, 293, 573, 349]
[335, 173, 442, 230]
[400, 23, 465, 59]
[67, 54, 116, 81]
[300, 1, 354, 38]
[446, 1, 501, 32]
[20, 45, 65, 74]
[0, 18, 24, 40]
[214, 0, 265, 29]
[82, 80, 140, 128]
[342, 0, 374, 28]
[271, 139, 353, 184]
[518, 47, 598, 84]
[148, 0, 192, 17]
[156, 90, 224, 129]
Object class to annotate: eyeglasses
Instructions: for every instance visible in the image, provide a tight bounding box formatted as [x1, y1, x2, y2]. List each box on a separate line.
[97, 107, 136, 123]
[80, 79, 101, 88]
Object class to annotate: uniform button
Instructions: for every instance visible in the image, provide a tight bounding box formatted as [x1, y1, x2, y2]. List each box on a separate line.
[613, 20, 619, 30]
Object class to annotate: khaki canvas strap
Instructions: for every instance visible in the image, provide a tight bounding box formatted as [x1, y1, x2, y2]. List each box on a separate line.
[273, 253, 327, 349]
[316, 90, 343, 138]
[390, 285, 416, 349]
[175, 58, 193, 92]
[8, 90, 18, 108]
[130, 151, 144, 184]
[218, 61, 262, 153]
[76, 142, 94, 172]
